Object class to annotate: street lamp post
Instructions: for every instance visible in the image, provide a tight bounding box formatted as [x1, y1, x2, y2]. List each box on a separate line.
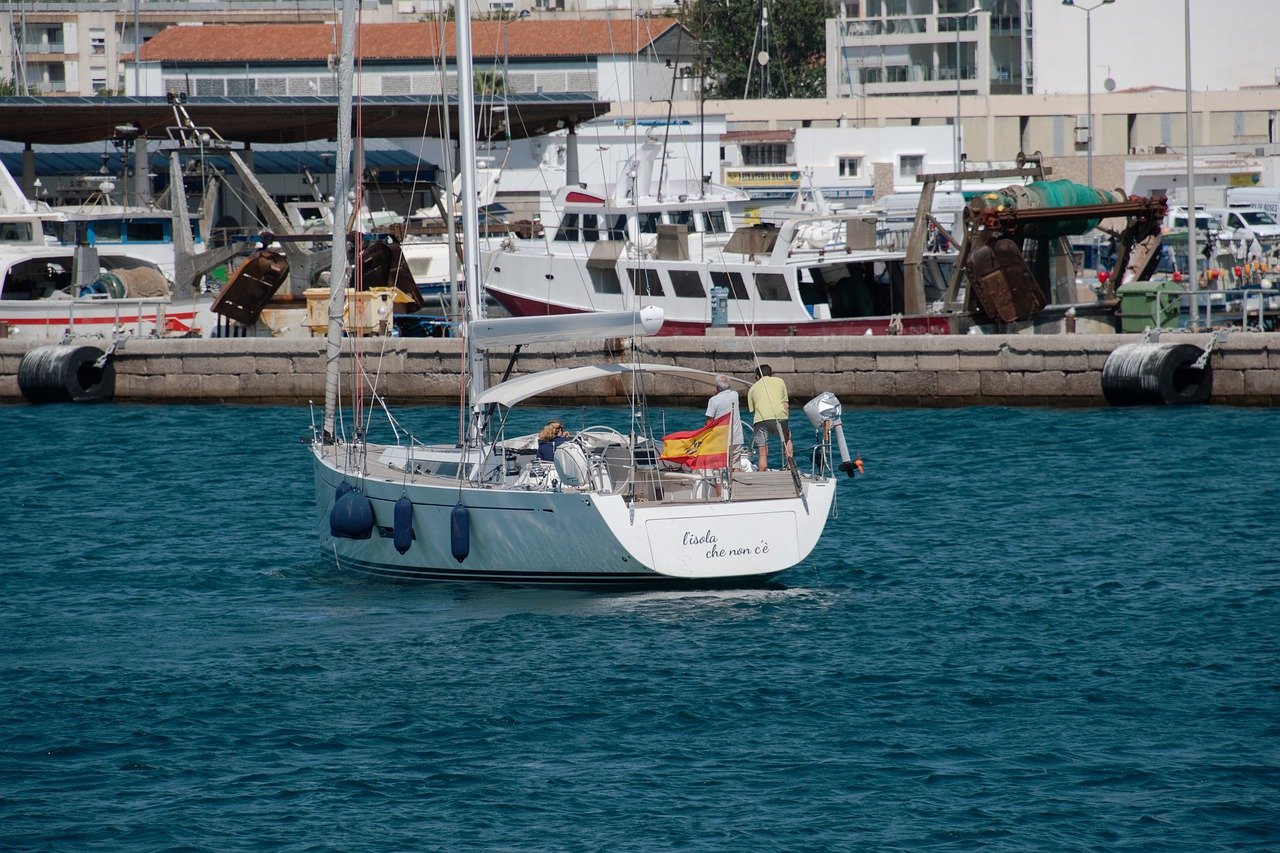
[954, 5, 981, 195]
[1062, 0, 1114, 189]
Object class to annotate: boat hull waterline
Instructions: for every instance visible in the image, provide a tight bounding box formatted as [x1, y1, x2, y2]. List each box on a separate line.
[313, 449, 836, 587]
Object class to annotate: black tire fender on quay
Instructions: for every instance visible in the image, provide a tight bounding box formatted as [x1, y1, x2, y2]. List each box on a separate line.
[1101, 342, 1212, 406]
[17, 345, 116, 404]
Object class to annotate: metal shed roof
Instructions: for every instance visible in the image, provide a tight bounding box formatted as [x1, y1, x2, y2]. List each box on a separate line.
[0, 93, 609, 146]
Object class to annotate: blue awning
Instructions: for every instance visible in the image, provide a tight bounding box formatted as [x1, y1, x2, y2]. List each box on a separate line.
[0, 139, 437, 181]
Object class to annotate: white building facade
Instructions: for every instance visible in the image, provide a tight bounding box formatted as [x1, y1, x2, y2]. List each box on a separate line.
[827, 0, 1280, 102]
[719, 124, 956, 202]
[826, 1, 1029, 100]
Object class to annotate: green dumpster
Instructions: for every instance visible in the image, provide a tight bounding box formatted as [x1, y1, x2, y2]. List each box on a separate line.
[1116, 279, 1183, 333]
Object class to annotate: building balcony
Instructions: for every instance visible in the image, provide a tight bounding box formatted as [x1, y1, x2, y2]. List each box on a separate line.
[20, 42, 66, 54]
[19, 53, 73, 64]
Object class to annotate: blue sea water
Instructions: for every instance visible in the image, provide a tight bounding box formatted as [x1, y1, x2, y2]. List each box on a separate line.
[2, 401, 1278, 851]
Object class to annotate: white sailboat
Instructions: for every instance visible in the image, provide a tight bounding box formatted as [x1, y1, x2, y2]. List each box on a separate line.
[308, 0, 849, 586]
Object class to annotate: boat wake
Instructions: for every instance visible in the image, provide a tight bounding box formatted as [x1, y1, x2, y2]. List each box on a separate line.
[591, 584, 836, 613]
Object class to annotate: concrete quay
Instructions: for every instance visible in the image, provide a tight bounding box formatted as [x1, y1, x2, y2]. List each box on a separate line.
[2, 333, 1279, 407]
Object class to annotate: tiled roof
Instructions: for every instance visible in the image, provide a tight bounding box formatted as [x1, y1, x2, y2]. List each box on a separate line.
[136, 19, 682, 63]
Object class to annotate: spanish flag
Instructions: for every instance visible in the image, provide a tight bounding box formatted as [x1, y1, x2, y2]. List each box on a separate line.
[660, 413, 731, 470]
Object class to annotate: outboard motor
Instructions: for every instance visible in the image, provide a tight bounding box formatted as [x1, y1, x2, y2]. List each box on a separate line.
[803, 392, 860, 478]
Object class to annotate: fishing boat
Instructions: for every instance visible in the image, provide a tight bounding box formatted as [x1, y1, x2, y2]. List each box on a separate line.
[482, 140, 956, 336]
[308, 0, 848, 586]
[0, 161, 211, 340]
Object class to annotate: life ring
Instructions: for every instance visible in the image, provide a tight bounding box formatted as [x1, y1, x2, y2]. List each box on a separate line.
[1101, 342, 1212, 406]
[17, 345, 116, 404]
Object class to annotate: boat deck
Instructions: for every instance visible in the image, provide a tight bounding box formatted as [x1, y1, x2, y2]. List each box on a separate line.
[341, 449, 806, 505]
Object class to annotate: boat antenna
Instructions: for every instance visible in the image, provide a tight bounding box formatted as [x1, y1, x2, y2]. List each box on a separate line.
[321, 0, 358, 442]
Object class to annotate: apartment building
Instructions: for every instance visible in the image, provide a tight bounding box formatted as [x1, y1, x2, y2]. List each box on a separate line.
[826, 0, 1027, 100]
[0, 0, 685, 97]
[827, 0, 1280, 102]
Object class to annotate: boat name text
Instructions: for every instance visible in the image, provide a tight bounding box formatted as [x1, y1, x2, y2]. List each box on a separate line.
[683, 529, 770, 559]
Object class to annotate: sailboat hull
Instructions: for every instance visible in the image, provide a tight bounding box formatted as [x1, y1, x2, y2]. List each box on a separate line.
[313, 448, 835, 587]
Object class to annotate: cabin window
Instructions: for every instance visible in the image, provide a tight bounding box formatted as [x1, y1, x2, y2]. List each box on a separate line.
[710, 270, 748, 299]
[669, 269, 705, 298]
[804, 261, 904, 318]
[554, 213, 580, 242]
[755, 272, 790, 301]
[838, 156, 862, 178]
[0, 222, 33, 242]
[670, 209, 694, 228]
[925, 260, 955, 302]
[606, 215, 627, 241]
[797, 267, 824, 307]
[589, 268, 622, 294]
[627, 267, 664, 297]
[3, 258, 69, 300]
[701, 210, 728, 234]
[126, 220, 166, 243]
[638, 212, 662, 234]
[92, 221, 122, 243]
[581, 213, 599, 242]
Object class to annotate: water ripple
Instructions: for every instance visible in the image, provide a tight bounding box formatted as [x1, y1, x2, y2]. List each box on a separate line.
[1, 403, 1277, 850]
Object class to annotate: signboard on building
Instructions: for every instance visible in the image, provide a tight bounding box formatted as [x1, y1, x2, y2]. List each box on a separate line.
[1229, 172, 1262, 187]
[724, 170, 802, 189]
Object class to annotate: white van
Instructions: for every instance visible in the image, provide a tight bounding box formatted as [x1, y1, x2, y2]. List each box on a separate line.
[1163, 205, 1218, 235]
[1208, 207, 1280, 244]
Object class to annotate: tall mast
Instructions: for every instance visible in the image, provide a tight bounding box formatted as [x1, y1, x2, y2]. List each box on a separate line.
[321, 0, 358, 440]
[454, 0, 485, 429]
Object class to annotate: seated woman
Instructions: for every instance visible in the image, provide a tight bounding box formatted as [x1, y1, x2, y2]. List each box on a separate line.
[536, 420, 570, 462]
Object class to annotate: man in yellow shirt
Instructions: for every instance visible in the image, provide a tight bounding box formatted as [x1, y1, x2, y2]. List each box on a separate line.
[747, 364, 792, 472]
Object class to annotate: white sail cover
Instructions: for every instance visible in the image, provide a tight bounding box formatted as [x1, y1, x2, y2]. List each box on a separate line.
[473, 362, 746, 410]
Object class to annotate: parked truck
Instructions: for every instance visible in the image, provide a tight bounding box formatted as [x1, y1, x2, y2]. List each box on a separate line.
[1225, 187, 1280, 219]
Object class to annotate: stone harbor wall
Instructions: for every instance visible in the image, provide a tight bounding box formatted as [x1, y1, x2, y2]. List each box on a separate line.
[1, 333, 1278, 406]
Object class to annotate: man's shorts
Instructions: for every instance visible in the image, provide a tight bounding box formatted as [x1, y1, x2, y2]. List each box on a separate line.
[753, 419, 790, 447]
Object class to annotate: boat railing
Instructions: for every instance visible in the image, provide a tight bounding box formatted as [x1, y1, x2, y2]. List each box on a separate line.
[65, 295, 174, 339]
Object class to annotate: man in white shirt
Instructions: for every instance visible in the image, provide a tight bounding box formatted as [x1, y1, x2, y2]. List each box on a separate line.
[704, 374, 746, 489]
